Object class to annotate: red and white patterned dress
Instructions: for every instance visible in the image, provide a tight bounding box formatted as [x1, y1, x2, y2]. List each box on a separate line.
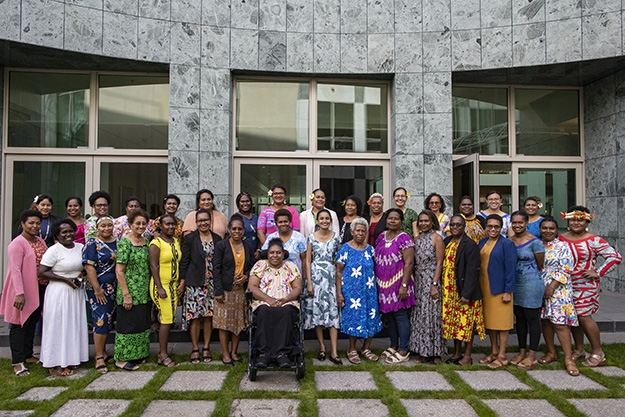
[559, 235, 622, 317]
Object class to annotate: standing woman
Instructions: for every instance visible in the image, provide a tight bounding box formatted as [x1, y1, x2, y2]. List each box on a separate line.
[114, 209, 152, 371]
[477, 214, 517, 369]
[509, 211, 545, 371]
[149, 214, 183, 368]
[257, 184, 301, 245]
[213, 214, 254, 365]
[84, 191, 112, 242]
[261, 209, 307, 272]
[21, 194, 61, 247]
[375, 209, 415, 364]
[409, 210, 445, 364]
[442, 215, 485, 366]
[560, 206, 622, 367]
[302, 209, 341, 364]
[114, 196, 154, 240]
[538, 216, 579, 376]
[478, 191, 512, 237]
[459, 196, 486, 244]
[524, 196, 544, 238]
[338, 195, 362, 244]
[182, 189, 228, 239]
[39, 219, 88, 376]
[424, 193, 450, 238]
[180, 209, 222, 363]
[393, 187, 419, 239]
[1, 210, 46, 376]
[83, 216, 118, 373]
[336, 218, 383, 364]
[235, 192, 260, 251]
[152, 194, 185, 242]
[366, 192, 387, 246]
[299, 189, 340, 239]
[65, 196, 86, 244]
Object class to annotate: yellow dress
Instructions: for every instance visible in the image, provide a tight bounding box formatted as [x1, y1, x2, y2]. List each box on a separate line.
[149, 237, 181, 325]
[441, 241, 486, 342]
[479, 239, 514, 331]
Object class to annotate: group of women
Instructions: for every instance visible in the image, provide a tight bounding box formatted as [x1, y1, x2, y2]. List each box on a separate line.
[1, 184, 621, 376]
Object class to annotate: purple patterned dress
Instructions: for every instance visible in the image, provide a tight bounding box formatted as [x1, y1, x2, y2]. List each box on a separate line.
[374, 232, 416, 313]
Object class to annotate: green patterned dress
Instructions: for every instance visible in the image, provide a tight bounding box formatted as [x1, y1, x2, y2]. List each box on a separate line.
[401, 208, 419, 239]
[114, 237, 151, 362]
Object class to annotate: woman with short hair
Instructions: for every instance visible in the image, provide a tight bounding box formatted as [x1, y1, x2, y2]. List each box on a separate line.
[338, 195, 362, 244]
[299, 189, 340, 239]
[65, 196, 86, 244]
[235, 192, 260, 251]
[424, 193, 450, 238]
[366, 192, 387, 246]
[261, 208, 307, 272]
[84, 191, 112, 242]
[182, 189, 228, 239]
[152, 194, 185, 242]
[114, 196, 153, 240]
[257, 184, 301, 245]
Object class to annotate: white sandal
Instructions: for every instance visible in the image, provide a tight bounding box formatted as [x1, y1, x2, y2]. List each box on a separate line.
[13, 362, 29, 376]
[381, 347, 397, 360]
[385, 351, 410, 364]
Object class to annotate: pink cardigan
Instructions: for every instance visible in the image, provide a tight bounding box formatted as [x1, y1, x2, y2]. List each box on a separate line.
[0, 235, 44, 325]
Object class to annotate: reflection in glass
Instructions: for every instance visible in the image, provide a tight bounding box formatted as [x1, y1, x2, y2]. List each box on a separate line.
[100, 162, 168, 218]
[12, 161, 85, 235]
[515, 89, 580, 156]
[478, 162, 512, 214]
[452, 87, 508, 155]
[8, 72, 90, 148]
[240, 164, 307, 214]
[319, 165, 383, 217]
[317, 84, 388, 153]
[98, 75, 169, 149]
[236, 82, 309, 152]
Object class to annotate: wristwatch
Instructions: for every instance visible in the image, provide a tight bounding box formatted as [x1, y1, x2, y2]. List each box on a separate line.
[431, 281, 438, 286]
[401, 283, 407, 288]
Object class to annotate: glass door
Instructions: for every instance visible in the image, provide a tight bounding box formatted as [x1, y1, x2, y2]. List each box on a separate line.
[453, 153, 480, 213]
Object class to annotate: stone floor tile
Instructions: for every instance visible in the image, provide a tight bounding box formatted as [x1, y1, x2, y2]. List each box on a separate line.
[0, 412, 35, 417]
[528, 370, 607, 390]
[569, 399, 625, 417]
[141, 400, 215, 416]
[401, 399, 478, 417]
[84, 371, 156, 391]
[474, 352, 516, 366]
[318, 399, 388, 417]
[160, 371, 228, 391]
[312, 358, 355, 367]
[315, 371, 377, 391]
[483, 399, 565, 416]
[16, 387, 68, 401]
[239, 371, 299, 391]
[591, 366, 625, 377]
[387, 371, 454, 391]
[51, 400, 130, 417]
[456, 370, 531, 391]
[45, 368, 89, 381]
[229, 399, 298, 417]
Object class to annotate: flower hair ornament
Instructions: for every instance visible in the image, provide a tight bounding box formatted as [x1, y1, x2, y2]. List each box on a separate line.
[561, 210, 594, 222]
[538, 202, 543, 209]
[340, 200, 346, 206]
[33, 195, 40, 204]
[406, 192, 411, 198]
[367, 199, 371, 206]
[267, 190, 273, 197]
[309, 193, 315, 201]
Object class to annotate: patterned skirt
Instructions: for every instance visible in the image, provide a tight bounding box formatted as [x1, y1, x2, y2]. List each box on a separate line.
[213, 286, 247, 335]
[182, 284, 214, 330]
[442, 271, 486, 342]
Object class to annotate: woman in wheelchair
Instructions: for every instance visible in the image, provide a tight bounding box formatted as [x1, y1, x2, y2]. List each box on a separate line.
[248, 238, 303, 368]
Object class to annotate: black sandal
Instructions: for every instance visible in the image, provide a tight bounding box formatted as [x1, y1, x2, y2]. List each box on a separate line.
[95, 357, 108, 374]
[115, 362, 138, 371]
[103, 355, 115, 364]
[202, 348, 212, 363]
[190, 349, 201, 364]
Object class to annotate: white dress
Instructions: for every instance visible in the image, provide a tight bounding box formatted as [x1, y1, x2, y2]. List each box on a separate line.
[40, 243, 89, 368]
[299, 208, 340, 239]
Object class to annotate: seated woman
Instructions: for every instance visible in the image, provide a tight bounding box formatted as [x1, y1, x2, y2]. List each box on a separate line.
[248, 238, 303, 369]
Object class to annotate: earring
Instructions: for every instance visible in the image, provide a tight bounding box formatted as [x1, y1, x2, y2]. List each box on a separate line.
[567, 227, 571, 231]
[585, 227, 589, 232]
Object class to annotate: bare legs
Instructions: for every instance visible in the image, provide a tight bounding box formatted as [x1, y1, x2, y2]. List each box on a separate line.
[315, 326, 339, 358]
[219, 329, 241, 362]
[572, 315, 602, 357]
[488, 330, 509, 363]
[190, 317, 213, 360]
[94, 333, 108, 370]
[158, 323, 172, 358]
[348, 335, 374, 353]
[452, 338, 474, 365]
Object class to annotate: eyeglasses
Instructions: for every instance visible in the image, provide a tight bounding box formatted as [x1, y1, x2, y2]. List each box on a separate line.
[429, 201, 441, 205]
[272, 192, 285, 196]
[94, 204, 109, 208]
[486, 225, 502, 229]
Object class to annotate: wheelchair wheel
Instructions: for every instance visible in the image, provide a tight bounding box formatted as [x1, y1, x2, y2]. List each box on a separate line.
[248, 367, 257, 381]
[295, 361, 306, 379]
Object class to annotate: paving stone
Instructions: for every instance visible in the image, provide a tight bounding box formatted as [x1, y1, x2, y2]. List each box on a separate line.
[312, 358, 356, 367]
[456, 370, 531, 391]
[0, 412, 35, 417]
[229, 399, 298, 417]
[315, 371, 377, 391]
[239, 371, 299, 391]
[141, 400, 215, 416]
[16, 387, 68, 401]
[85, 371, 157, 391]
[45, 367, 89, 381]
[51, 400, 130, 417]
[591, 366, 625, 377]
[569, 399, 625, 417]
[318, 399, 388, 417]
[483, 399, 565, 416]
[387, 371, 454, 391]
[528, 370, 607, 390]
[401, 399, 478, 417]
[160, 371, 228, 391]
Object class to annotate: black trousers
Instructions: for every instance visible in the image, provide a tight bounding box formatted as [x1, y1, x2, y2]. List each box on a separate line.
[514, 305, 541, 351]
[254, 305, 298, 359]
[9, 284, 45, 364]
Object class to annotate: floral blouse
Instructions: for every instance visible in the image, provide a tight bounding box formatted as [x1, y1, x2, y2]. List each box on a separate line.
[250, 259, 301, 311]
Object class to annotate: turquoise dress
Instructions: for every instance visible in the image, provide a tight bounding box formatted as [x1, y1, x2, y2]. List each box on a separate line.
[513, 238, 545, 309]
[527, 217, 544, 238]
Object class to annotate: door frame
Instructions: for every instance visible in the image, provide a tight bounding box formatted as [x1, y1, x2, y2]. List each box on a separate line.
[453, 153, 480, 211]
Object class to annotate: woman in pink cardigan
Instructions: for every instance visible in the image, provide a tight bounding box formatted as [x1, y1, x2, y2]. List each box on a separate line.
[0, 210, 48, 376]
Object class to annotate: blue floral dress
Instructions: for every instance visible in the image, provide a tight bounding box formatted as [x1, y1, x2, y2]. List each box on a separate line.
[336, 243, 382, 338]
[302, 233, 341, 330]
[82, 238, 118, 334]
[541, 238, 578, 326]
[262, 231, 307, 271]
[514, 238, 545, 309]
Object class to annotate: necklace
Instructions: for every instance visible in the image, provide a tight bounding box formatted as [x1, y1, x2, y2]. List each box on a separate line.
[40, 217, 50, 241]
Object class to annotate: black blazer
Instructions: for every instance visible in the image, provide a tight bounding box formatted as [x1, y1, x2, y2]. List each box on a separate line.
[180, 230, 222, 287]
[366, 212, 388, 247]
[213, 239, 255, 297]
[443, 234, 482, 301]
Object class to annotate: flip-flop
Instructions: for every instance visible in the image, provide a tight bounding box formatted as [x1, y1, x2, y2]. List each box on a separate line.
[329, 356, 343, 365]
[445, 355, 463, 364]
[115, 362, 139, 371]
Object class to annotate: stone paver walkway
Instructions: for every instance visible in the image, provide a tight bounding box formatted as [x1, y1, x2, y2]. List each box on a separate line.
[141, 400, 215, 417]
[15, 387, 68, 401]
[50, 399, 130, 417]
[483, 399, 565, 416]
[317, 399, 388, 417]
[160, 370, 228, 391]
[569, 399, 625, 417]
[401, 399, 478, 417]
[229, 399, 299, 417]
[457, 370, 531, 391]
[387, 370, 454, 391]
[315, 371, 377, 391]
[84, 371, 156, 391]
[528, 370, 607, 390]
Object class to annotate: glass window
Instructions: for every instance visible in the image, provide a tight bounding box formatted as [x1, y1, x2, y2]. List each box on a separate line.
[479, 162, 512, 214]
[319, 165, 383, 217]
[515, 89, 580, 156]
[240, 164, 307, 214]
[11, 161, 85, 235]
[98, 75, 169, 149]
[8, 72, 90, 148]
[100, 162, 168, 218]
[317, 84, 388, 153]
[236, 82, 309, 152]
[452, 87, 508, 155]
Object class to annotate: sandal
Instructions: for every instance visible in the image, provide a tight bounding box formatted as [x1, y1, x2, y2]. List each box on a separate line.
[571, 350, 587, 361]
[347, 350, 361, 364]
[479, 353, 498, 364]
[380, 347, 397, 360]
[103, 355, 115, 364]
[190, 349, 201, 364]
[329, 356, 343, 365]
[49, 367, 74, 376]
[582, 352, 607, 368]
[13, 363, 30, 377]
[445, 355, 462, 364]
[115, 362, 139, 371]
[516, 358, 538, 371]
[158, 355, 179, 368]
[538, 352, 558, 365]
[202, 348, 212, 363]
[361, 349, 379, 362]
[25, 356, 40, 364]
[510, 353, 527, 366]
[95, 357, 108, 374]
[386, 351, 410, 364]
[488, 358, 509, 369]
[565, 360, 580, 376]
